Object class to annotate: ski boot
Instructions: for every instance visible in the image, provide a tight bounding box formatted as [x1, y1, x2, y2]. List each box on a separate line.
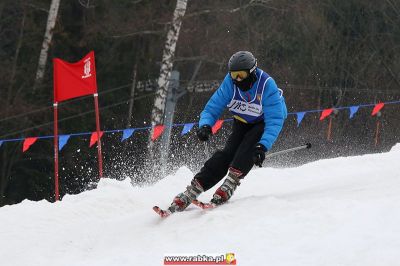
[168, 179, 204, 213]
[211, 167, 243, 205]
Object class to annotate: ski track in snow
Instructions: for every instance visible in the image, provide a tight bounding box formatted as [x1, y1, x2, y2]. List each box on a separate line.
[1, 145, 400, 266]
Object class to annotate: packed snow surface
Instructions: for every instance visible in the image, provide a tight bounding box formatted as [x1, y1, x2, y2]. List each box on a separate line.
[1, 145, 400, 266]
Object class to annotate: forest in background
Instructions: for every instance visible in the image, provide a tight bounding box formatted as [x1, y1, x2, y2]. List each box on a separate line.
[0, 0, 399, 206]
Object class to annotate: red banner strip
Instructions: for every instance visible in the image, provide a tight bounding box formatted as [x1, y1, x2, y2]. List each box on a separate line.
[53, 51, 97, 103]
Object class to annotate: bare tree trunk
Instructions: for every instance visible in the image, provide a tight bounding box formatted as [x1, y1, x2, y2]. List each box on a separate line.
[126, 62, 138, 129]
[182, 60, 202, 123]
[146, 0, 188, 177]
[33, 0, 61, 91]
[150, 0, 188, 128]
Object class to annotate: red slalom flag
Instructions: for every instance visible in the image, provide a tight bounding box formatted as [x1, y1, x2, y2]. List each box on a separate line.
[23, 137, 38, 152]
[371, 103, 384, 116]
[151, 125, 165, 141]
[212, 120, 224, 134]
[89, 131, 104, 147]
[53, 51, 97, 103]
[319, 108, 333, 121]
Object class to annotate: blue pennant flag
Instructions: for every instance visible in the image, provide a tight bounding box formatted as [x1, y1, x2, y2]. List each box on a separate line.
[59, 135, 70, 151]
[349, 106, 360, 119]
[296, 112, 306, 127]
[0, 140, 3, 147]
[121, 129, 135, 142]
[181, 123, 195, 136]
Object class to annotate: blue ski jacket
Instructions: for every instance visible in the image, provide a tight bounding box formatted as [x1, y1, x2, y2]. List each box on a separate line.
[199, 68, 287, 150]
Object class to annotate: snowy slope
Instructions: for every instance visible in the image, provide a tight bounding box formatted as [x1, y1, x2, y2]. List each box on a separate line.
[1, 145, 400, 266]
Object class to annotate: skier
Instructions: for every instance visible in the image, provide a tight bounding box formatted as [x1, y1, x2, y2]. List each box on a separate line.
[170, 51, 287, 212]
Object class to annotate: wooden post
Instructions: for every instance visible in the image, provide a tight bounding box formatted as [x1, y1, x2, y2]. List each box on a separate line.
[93, 93, 103, 178]
[374, 120, 380, 147]
[53, 102, 59, 201]
[327, 117, 332, 141]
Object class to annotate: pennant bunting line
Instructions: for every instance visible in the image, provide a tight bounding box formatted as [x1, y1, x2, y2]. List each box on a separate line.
[59, 135, 71, 151]
[89, 131, 104, 147]
[152, 125, 165, 141]
[372, 103, 384, 116]
[296, 112, 306, 127]
[349, 106, 360, 119]
[122, 129, 135, 141]
[0, 100, 399, 151]
[320, 108, 333, 121]
[181, 123, 195, 136]
[212, 120, 224, 134]
[23, 137, 38, 152]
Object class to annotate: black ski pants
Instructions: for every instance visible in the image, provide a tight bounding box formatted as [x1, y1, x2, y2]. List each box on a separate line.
[194, 119, 265, 191]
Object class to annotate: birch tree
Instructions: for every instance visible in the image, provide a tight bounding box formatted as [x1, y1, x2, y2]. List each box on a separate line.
[33, 0, 61, 91]
[150, 0, 188, 128]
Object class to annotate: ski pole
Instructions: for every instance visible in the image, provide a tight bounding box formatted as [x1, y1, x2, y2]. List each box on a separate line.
[264, 143, 311, 159]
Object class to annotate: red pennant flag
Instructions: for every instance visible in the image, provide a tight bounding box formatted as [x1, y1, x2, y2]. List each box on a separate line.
[151, 125, 165, 141]
[371, 103, 384, 116]
[23, 137, 38, 152]
[212, 120, 224, 134]
[89, 131, 104, 147]
[319, 108, 333, 121]
[53, 51, 97, 103]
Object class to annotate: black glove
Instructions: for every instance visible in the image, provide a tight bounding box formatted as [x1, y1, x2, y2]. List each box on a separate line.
[253, 143, 267, 167]
[197, 125, 212, 141]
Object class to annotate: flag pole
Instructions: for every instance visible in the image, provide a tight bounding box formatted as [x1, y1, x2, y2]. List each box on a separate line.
[93, 93, 103, 178]
[53, 102, 60, 201]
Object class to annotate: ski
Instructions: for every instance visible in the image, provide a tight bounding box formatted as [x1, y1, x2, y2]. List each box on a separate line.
[153, 200, 218, 218]
[153, 206, 173, 218]
[192, 199, 218, 210]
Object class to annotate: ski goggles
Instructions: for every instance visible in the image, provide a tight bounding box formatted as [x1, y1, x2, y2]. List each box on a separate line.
[230, 70, 249, 80]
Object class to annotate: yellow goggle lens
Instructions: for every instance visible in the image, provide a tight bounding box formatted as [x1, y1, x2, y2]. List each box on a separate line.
[230, 70, 249, 80]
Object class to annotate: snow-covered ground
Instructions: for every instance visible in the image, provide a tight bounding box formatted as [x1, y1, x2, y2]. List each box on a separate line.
[1, 145, 400, 266]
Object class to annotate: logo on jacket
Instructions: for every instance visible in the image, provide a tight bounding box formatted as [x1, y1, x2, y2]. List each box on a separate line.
[228, 99, 262, 115]
[229, 100, 247, 112]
